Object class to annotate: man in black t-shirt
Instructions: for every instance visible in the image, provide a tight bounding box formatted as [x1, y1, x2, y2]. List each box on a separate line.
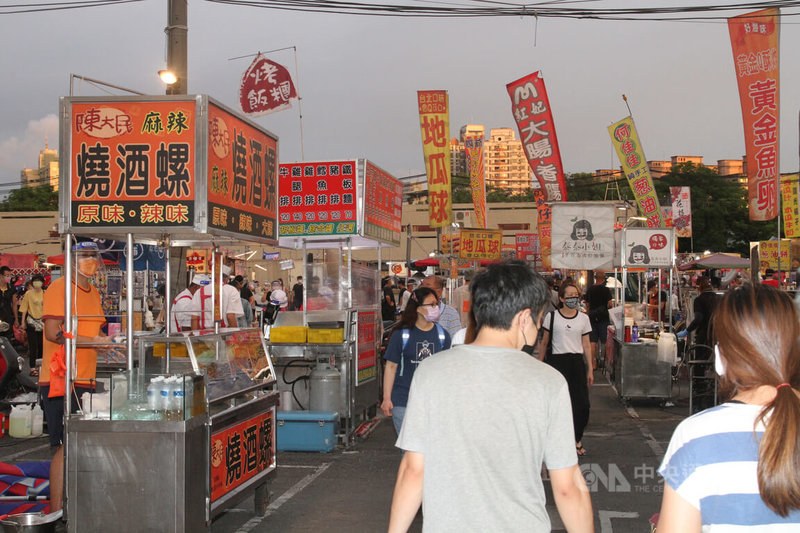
[382, 278, 397, 322]
[291, 276, 303, 311]
[584, 271, 613, 369]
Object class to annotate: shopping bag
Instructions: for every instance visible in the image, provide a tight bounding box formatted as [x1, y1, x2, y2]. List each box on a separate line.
[12, 325, 26, 346]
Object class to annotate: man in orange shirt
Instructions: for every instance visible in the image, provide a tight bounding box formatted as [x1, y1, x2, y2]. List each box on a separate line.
[40, 242, 119, 512]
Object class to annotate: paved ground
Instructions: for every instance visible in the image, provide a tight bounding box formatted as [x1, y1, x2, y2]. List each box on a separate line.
[0, 367, 694, 532]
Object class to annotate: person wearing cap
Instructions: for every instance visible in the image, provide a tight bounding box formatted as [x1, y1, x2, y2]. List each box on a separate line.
[40, 241, 119, 513]
[190, 264, 245, 330]
[172, 274, 209, 332]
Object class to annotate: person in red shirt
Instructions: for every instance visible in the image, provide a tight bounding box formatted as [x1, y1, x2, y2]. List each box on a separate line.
[762, 269, 780, 287]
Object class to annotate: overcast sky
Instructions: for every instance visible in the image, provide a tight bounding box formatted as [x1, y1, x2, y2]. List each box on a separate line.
[2, 0, 800, 192]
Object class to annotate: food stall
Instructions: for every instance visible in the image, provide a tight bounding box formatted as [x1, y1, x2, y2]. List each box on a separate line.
[269, 159, 402, 446]
[606, 227, 676, 401]
[58, 94, 280, 531]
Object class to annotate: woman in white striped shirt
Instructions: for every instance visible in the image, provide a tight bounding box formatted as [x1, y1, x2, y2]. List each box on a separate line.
[657, 284, 800, 531]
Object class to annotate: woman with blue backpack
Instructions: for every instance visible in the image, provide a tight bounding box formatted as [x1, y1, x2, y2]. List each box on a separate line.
[382, 287, 451, 435]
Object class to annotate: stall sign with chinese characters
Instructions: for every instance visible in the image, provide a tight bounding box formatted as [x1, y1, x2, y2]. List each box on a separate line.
[417, 90, 451, 228]
[515, 233, 541, 262]
[624, 229, 674, 268]
[69, 100, 196, 229]
[210, 409, 275, 502]
[458, 229, 502, 261]
[277, 160, 358, 236]
[780, 175, 799, 238]
[357, 310, 377, 385]
[759, 239, 791, 270]
[533, 189, 551, 226]
[669, 187, 692, 238]
[239, 54, 298, 117]
[207, 103, 278, 243]
[506, 72, 567, 202]
[728, 8, 780, 221]
[363, 161, 403, 246]
[551, 203, 616, 270]
[465, 136, 487, 228]
[608, 117, 665, 228]
[186, 249, 208, 273]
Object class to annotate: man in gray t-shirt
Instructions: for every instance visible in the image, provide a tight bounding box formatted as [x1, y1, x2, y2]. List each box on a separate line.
[389, 261, 593, 533]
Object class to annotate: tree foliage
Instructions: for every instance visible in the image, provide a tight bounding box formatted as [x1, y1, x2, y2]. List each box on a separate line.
[0, 185, 58, 212]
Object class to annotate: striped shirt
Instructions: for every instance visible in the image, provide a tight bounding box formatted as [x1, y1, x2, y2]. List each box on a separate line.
[659, 402, 800, 531]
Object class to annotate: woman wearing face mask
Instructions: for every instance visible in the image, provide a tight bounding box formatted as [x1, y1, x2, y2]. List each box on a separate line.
[381, 287, 452, 435]
[537, 282, 593, 455]
[19, 274, 46, 368]
[657, 284, 800, 531]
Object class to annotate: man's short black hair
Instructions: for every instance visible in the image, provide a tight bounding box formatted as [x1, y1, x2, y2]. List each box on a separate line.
[470, 260, 548, 330]
[0, 266, 9, 275]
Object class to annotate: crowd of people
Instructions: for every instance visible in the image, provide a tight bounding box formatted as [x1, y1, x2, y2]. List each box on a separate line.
[383, 264, 800, 531]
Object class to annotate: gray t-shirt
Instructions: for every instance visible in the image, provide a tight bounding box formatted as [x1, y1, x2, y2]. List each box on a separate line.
[396, 344, 577, 532]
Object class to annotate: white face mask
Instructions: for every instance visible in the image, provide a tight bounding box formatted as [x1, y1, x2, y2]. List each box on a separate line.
[714, 344, 726, 377]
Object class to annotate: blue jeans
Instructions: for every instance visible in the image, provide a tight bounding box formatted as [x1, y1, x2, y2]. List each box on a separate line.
[392, 405, 406, 435]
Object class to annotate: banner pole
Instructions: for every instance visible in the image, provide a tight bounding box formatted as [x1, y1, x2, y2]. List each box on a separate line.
[293, 47, 306, 160]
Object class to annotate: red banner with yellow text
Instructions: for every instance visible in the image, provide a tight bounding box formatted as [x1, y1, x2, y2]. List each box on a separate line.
[728, 8, 780, 221]
[506, 72, 567, 201]
[418, 91, 451, 228]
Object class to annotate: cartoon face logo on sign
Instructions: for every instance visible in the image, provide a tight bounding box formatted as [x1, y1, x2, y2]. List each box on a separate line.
[209, 116, 229, 159]
[628, 244, 651, 265]
[570, 219, 594, 241]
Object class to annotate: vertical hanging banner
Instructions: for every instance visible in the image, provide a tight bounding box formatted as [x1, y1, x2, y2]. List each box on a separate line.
[465, 135, 487, 228]
[551, 203, 616, 270]
[608, 117, 665, 228]
[417, 90, 451, 228]
[728, 8, 780, 221]
[506, 71, 567, 201]
[780, 175, 800, 237]
[239, 54, 298, 117]
[533, 190, 552, 271]
[670, 187, 692, 238]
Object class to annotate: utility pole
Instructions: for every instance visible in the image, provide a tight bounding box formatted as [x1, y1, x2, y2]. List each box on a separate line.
[166, 0, 188, 95]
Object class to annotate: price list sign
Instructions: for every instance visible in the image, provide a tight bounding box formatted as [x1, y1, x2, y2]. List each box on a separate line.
[278, 160, 358, 237]
[68, 99, 196, 229]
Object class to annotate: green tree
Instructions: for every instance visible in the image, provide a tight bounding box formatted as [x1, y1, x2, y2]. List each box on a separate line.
[653, 163, 773, 256]
[0, 185, 58, 211]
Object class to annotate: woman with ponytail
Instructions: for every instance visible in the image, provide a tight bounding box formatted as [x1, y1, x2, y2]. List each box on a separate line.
[657, 284, 800, 531]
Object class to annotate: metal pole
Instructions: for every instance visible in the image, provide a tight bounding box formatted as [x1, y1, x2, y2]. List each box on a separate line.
[405, 224, 412, 279]
[126, 233, 134, 370]
[62, 234, 73, 517]
[166, 0, 188, 95]
[293, 47, 305, 160]
[165, 244, 172, 374]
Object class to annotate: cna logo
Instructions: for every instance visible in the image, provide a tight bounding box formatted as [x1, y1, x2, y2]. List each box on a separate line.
[580, 463, 631, 493]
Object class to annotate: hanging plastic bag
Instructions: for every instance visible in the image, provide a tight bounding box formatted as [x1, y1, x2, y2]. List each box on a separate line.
[13, 324, 27, 346]
[48, 344, 67, 398]
[657, 332, 678, 365]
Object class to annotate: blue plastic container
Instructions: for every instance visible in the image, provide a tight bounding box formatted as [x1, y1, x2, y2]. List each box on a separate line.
[276, 410, 339, 452]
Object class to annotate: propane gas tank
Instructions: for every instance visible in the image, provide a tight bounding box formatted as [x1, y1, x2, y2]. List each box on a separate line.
[309, 364, 341, 414]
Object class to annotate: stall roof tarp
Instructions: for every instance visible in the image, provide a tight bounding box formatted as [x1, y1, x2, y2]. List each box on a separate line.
[411, 258, 497, 269]
[678, 253, 750, 271]
[45, 254, 117, 266]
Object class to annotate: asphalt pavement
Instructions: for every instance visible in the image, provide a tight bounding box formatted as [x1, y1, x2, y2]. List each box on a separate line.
[0, 367, 693, 532]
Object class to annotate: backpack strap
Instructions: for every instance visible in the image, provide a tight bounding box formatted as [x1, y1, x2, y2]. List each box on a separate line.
[435, 323, 446, 350]
[546, 311, 555, 358]
[399, 328, 410, 377]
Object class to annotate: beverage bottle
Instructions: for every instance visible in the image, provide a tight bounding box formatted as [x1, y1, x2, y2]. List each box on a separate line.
[171, 377, 185, 421]
[632, 324, 639, 343]
[183, 375, 194, 419]
[159, 376, 172, 420]
[147, 377, 162, 418]
[31, 405, 43, 437]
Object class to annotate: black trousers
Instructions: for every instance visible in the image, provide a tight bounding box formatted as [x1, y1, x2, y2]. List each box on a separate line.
[546, 352, 590, 442]
[26, 325, 42, 367]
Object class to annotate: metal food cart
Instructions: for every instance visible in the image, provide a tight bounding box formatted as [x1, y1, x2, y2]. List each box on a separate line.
[58, 94, 281, 531]
[609, 227, 676, 401]
[270, 159, 403, 445]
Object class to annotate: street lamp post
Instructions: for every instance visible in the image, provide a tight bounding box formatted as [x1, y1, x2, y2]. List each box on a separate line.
[166, 0, 188, 95]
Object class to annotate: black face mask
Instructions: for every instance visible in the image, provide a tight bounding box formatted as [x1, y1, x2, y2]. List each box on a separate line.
[521, 344, 535, 356]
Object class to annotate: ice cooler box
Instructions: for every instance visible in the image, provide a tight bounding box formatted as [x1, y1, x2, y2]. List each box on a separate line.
[276, 410, 339, 452]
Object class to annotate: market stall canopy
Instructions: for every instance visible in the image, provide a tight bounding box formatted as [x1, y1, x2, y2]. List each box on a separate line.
[678, 253, 750, 271]
[410, 257, 497, 269]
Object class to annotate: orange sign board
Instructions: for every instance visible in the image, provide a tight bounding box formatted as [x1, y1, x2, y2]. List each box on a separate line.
[210, 409, 275, 502]
[459, 229, 502, 260]
[69, 100, 196, 228]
